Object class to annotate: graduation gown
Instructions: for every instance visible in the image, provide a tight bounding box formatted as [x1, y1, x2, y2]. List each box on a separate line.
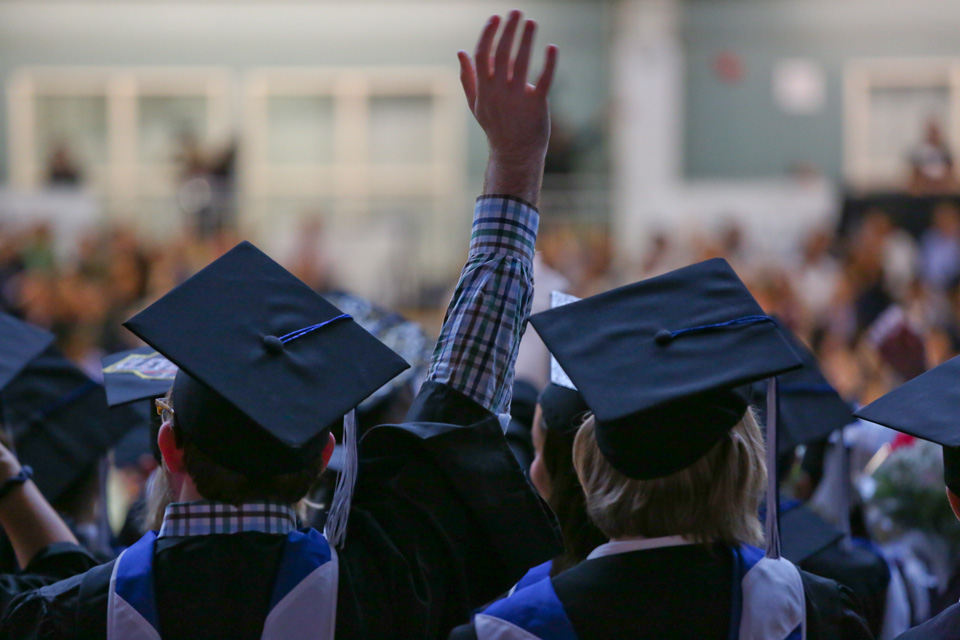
[893, 601, 960, 639]
[450, 538, 873, 640]
[800, 539, 891, 636]
[0, 382, 563, 640]
[0, 543, 99, 616]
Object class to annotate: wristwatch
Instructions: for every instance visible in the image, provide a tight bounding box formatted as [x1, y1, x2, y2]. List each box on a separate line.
[0, 466, 32, 502]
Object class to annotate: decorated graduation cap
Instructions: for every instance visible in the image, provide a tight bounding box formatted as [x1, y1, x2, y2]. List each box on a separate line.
[0, 344, 142, 501]
[102, 346, 178, 408]
[101, 346, 178, 465]
[536, 291, 589, 435]
[529, 258, 802, 481]
[0, 312, 55, 393]
[855, 355, 960, 495]
[123, 241, 410, 546]
[752, 324, 854, 456]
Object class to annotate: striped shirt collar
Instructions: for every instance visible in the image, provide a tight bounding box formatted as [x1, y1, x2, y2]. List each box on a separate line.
[157, 500, 299, 539]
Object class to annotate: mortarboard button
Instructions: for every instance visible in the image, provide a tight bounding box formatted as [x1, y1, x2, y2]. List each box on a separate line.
[262, 335, 284, 354]
[654, 330, 673, 346]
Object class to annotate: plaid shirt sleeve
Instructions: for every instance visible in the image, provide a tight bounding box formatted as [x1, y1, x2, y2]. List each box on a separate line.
[426, 195, 539, 416]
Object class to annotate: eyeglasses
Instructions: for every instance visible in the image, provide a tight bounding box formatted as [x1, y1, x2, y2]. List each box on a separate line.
[155, 398, 175, 424]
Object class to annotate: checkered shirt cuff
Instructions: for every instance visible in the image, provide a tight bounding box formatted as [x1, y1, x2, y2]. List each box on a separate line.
[157, 501, 299, 538]
[426, 195, 539, 416]
[469, 195, 539, 263]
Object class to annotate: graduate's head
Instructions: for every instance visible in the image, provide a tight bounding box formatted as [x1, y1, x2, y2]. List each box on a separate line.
[945, 446, 960, 522]
[531, 384, 606, 573]
[156, 376, 335, 505]
[573, 407, 767, 546]
[120, 241, 410, 505]
[854, 356, 960, 526]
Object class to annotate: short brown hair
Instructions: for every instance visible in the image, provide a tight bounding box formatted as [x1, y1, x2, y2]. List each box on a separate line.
[172, 416, 324, 506]
[573, 409, 766, 546]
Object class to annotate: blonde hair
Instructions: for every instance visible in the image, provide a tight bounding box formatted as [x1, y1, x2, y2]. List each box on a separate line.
[573, 409, 766, 546]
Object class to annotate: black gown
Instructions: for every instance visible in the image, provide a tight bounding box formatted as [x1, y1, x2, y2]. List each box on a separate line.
[0, 382, 563, 640]
[800, 540, 891, 636]
[0, 543, 99, 616]
[449, 543, 874, 640]
[893, 601, 960, 639]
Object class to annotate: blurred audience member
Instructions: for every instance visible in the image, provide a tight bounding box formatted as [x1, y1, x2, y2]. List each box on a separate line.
[910, 118, 958, 194]
[46, 143, 82, 187]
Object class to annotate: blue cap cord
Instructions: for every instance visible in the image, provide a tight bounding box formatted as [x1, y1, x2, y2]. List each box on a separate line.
[655, 315, 776, 346]
[262, 314, 353, 354]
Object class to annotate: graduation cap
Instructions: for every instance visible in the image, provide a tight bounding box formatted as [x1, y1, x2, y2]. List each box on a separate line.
[0, 345, 142, 502]
[123, 241, 410, 479]
[747, 326, 851, 562]
[854, 355, 960, 495]
[752, 324, 854, 456]
[102, 346, 178, 408]
[535, 291, 589, 435]
[0, 312, 55, 393]
[101, 346, 178, 465]
[529, 258, 802, 481]
[779, 503, 844, 565]
[320, 290, 431, 416]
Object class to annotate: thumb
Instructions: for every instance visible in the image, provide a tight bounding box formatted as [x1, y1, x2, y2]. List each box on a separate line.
[458, 50, 477, 110]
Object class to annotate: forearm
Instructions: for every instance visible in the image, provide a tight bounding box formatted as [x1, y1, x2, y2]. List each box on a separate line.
[427, 196, 539, 415]
[0, 481, 77, 569]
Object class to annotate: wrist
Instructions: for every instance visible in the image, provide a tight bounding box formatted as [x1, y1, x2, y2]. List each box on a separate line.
[0, 458, 22, 485]
[0, 466, 31, 505]
[483, 153, 546, 207]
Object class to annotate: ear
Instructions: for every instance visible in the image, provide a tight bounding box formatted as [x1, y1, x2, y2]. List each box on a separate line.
[948, 487, 960, 522]
[321, 432, 336, 470]
[158, 422, 186, 474]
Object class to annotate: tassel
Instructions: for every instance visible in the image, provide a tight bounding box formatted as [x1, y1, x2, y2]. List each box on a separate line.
[325, 409, 357, 549]
[765, 377, 781, 559]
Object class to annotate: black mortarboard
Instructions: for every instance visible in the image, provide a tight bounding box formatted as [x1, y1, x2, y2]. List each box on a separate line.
[123, 241, 410, 476]
[0, 313, 55, 393]
[855, 355, 960, 494]
[529, 258, 802, 480]
[101, 347, 178, 408]
[0, 345, 141, 501]
[752, 325, 854, 455]
[538, 383, 589, 435]
[778, 503, 844, 565]
[320, 290, 431, 415]
[535, 292, 590, 436]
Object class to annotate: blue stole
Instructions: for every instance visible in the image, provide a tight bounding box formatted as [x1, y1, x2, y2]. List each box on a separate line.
[107, 528, 337, 640]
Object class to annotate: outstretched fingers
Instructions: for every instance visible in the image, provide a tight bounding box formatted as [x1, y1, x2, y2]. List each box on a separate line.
[494, 10, 522, 82]
[535, 44, 558, 98]
[512, 20, 536, 87]
[474, 15, 500, 81]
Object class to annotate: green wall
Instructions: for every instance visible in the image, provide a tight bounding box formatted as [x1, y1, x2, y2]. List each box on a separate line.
[683, 0, 960, 179]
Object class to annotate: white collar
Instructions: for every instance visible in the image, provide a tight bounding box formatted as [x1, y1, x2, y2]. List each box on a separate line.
[587, 535, 695, 560]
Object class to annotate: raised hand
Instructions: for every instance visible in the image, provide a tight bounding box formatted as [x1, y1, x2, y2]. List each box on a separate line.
[459, 10, 558, 205]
